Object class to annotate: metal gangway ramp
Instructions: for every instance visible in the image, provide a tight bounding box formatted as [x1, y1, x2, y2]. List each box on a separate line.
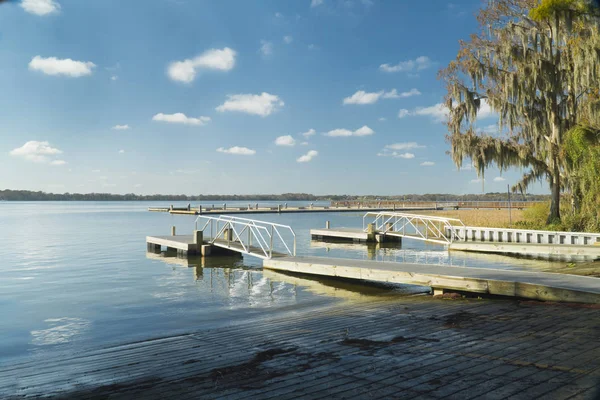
[195, 215, 296, 259]
[363, 212, 465, 244]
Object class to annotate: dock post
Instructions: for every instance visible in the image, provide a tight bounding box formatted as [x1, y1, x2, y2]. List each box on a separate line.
[223, 203, 226, 210]
[366, 223, 375, 242]
[278, 204, 281, 213]
[171, 226, 176, 236]
[198, 205, 202, 214]
[249, 203, 251, 210]
[194, 230, 203, 245]
[170, 204, 173, 211]
[326, 221, 330, 229]
[256, 203, 258, 210]
[393, 203, 396, 211]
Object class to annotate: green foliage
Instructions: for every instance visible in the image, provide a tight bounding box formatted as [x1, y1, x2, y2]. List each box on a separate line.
[530, 0, 581, 21]
[516, 202, 551, 229]
[562, 125, 600, 231]
[442, 0, 600, 224]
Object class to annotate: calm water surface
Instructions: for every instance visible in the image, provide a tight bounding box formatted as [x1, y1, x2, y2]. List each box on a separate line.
[0, 201, 570, 362]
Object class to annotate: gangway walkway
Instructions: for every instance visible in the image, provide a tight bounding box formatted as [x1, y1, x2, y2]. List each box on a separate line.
[195, 215, 296, 260]
[362, 212, 465, 244]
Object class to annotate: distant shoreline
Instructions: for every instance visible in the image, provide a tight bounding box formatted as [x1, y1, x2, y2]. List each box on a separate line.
[0, 189, 551, 202]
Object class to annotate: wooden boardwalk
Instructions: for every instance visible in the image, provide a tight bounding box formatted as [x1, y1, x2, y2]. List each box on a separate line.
[3, 295, 600, 399]
[264, 256, 600, 304]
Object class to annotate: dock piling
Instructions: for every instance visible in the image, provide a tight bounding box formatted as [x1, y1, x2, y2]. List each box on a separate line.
[171, 226, 176, 236]
[326, 221, 330, 229]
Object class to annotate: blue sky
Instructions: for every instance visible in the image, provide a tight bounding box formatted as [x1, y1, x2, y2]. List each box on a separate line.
[0, 0, 547, 195]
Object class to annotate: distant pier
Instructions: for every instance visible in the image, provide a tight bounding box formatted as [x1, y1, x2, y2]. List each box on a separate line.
[148, 203, 440, 215]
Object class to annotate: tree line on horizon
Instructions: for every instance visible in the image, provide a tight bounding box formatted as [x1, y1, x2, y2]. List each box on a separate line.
[0, 189, 550, 202]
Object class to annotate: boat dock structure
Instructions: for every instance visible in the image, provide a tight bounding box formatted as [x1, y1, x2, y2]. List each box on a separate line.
[147, 214, 600, 304]
[311, 211, 600, 260]
[148, 200, 545, 215]
[148, 203, 440, 215]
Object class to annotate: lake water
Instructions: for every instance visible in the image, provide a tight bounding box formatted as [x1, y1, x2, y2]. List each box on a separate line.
[0, 201, 570, 362]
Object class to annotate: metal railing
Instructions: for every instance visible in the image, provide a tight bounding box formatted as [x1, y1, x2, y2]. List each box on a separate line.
[195, 215, 296, 259]
[362, 212, 466, 244]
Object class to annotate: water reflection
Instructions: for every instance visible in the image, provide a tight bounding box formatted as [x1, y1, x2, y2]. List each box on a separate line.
[149, 251, 427, 305]
[30, 317, 90, 346]
[310, 240, 465, 267]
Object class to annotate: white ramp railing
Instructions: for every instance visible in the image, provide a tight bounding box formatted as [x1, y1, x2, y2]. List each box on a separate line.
[195, 215, 296, 259]
[363, 212, 465, 244]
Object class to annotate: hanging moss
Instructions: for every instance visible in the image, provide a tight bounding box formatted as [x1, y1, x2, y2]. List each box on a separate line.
[441, 0, 600, 224]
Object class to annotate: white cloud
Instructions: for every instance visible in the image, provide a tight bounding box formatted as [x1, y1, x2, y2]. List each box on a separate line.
[111, 75, 118, 81]
[301, 128, 316, 137]
[112, 124, 130, 130]
[311, 0, 324, 7]
[383, 88, 421, 99]
[400, 99, 495, 122]
[118, 149, 125, 154]
[152, 113, 211, 126]
[297, 150, 318, 163]
[343, 90, 382, 105]
[494, 176, 506, 182]
[477, 100, 495, 119]
[167, 47, 236, 83]
[21, 0, 60, 16]
[283, 36, 293, 44]
[260, 40, 273, 56]
[216, 92, 284, 117]
[398, 109, 410, 118]
[29, 56, 95, 77]
[50, 159, 66, 166]
[134, 184, 143, 188]
[413, 103, 449, 122]
[470, 178, 485, 183]
[380, 56, 432, 73]
[275, 135, 296, 146]
[300, 141, 309, 145]
[379, 117, 387, 122]
[421, 161, 435, 166]
[325, 125, 374, 137]
[10, 141, 63, 163]
[217, 146, 256, 155]
[397, 152, 415, 159]
[385, 142, 425, 151]
[343, 88, 416, 105]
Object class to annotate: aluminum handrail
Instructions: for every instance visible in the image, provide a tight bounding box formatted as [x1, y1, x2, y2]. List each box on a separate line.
[362, 211, 465, 244]
[194, 215, 296, 259]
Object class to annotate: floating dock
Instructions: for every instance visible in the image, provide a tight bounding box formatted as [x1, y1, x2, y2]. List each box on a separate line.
[263, 256, 600, 304]
[311, 213, 600, 260]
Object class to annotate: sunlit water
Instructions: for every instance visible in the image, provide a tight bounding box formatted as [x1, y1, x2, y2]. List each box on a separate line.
[0, 201, 574, 362]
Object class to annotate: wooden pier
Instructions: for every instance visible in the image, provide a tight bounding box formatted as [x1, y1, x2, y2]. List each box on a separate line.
[263, 256, 600, 304]
[148, 204, 440, 215]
